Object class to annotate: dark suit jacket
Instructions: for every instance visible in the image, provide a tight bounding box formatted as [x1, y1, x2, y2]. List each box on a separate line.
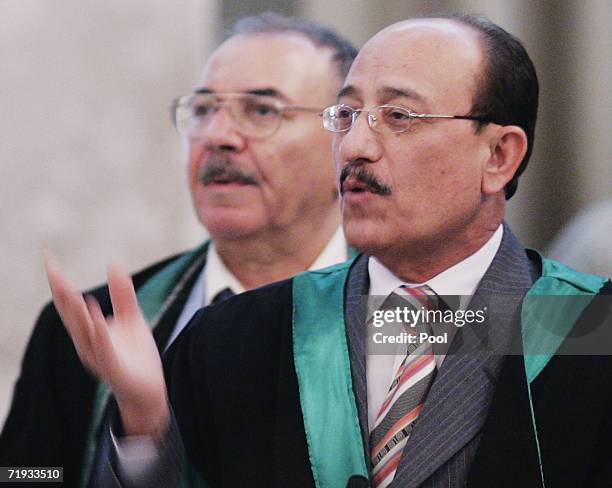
[160, 226, 612, 487]
[0, 248, 207, 487]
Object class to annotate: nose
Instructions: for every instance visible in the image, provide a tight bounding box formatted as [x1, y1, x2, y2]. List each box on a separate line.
[335, 109, 383, 168]
[191, 106, 246, 153]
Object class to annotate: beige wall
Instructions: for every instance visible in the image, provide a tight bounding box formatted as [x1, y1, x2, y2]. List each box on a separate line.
[0, 0, 218, 422]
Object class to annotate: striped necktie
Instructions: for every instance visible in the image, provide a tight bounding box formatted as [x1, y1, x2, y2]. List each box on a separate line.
[370, 284, 439, 488]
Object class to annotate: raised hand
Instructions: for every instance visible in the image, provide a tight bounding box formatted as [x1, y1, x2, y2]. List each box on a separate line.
[45, 257, 169, 436]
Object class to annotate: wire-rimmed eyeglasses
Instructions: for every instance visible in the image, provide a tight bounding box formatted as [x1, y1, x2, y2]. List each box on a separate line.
[171, 92, 323, 139]
[322, 104, 493, 134]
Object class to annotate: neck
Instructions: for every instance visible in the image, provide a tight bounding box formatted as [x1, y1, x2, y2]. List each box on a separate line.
[213, 206, 341, 290]
[377, 199, 504, 283]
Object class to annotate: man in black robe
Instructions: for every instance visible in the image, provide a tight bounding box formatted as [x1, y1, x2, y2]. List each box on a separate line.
[0, 13, 356, 487]
[46, 14, 612, 488]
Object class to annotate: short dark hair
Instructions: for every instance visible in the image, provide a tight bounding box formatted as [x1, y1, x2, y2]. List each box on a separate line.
[228, 12, 358, 81]
[444, 13, 539, 199]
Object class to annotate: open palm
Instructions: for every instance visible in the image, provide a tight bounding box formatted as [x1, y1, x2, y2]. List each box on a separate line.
[45, 258, 169, 435]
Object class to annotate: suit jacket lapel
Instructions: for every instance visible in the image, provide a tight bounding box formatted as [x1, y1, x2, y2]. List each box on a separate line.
[152, 244, 209, 350]
[344, 254, 372, 464]
[392, 224, 536, 487]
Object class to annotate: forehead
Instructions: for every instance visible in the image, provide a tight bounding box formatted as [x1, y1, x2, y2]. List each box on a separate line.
[197, 32, 337, 103]
[342, 19, 484, 111]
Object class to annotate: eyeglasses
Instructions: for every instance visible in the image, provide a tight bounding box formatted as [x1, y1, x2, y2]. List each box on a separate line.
[171, 92, 323, 139]
[322, 104, 493, 135]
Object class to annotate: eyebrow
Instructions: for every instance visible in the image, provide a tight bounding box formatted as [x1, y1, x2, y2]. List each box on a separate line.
[336, 85, 425, 104]
[194, 87, 288, 102]
[379, 86, 425, 103]
[336, 85, 357, 101]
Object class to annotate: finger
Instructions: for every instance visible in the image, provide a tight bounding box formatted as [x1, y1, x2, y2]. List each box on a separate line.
[45, 256, 96, 364]
[45, 255, 86, 334]
[86, 295, 116, 383]
[44, 254, 75, 317]
[107, 263, 141, 321]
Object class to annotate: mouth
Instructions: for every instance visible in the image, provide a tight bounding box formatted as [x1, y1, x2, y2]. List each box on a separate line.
[342, 179, 373, 194]
[206, 176, 248, 185]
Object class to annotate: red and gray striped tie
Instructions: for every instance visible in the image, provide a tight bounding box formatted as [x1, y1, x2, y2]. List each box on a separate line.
[370, 284, 439, 488]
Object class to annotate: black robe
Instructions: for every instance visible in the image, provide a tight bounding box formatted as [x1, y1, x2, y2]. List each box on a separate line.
[0, 250, 204, 487]
[164, 258, 612, 487]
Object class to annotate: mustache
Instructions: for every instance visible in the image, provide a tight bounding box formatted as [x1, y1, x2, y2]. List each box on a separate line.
[198, 155, 258, 186]
[339, 164, 392, 196]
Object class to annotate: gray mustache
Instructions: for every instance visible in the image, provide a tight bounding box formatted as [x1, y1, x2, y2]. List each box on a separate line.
[198, 159, 258, 186]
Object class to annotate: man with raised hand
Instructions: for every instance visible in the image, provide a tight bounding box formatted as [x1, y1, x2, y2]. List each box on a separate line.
[47, 13, 612, 488]
[1, 13, 356, 487]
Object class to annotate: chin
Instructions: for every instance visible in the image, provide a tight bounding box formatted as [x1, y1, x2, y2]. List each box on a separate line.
[343, 220, 391, 256]
[199, 212, 264, 241]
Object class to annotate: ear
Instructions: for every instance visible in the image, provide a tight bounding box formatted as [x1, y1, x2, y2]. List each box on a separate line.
[481, 125, 528, 196]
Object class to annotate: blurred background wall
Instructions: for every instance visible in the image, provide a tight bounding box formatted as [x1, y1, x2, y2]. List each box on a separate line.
[1, 0, 610, 422]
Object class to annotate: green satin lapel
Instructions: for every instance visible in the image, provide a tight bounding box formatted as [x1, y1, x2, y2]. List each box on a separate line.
[521, 255, 607, 488]
[522, 256, 607, 384]
[292, 259, 368, 488]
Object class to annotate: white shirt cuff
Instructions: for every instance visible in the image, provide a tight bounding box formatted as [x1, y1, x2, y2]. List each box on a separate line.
[110, 427, 162, 483]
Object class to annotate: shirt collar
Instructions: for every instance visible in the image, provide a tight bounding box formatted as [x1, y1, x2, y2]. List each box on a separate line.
[368, 224, 503, 301]
[309, 225, 348, 270]
[202, 226, 348, 306]
[203, 241, 246, 306]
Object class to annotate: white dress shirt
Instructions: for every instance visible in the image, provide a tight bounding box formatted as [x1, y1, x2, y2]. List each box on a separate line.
[366, 225, 503, 430]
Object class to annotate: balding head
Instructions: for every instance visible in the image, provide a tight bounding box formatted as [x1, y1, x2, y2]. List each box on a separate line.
[354, 18, 486, 116]
[375, 15, 538, 198]
[332, 16, 533, 280]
